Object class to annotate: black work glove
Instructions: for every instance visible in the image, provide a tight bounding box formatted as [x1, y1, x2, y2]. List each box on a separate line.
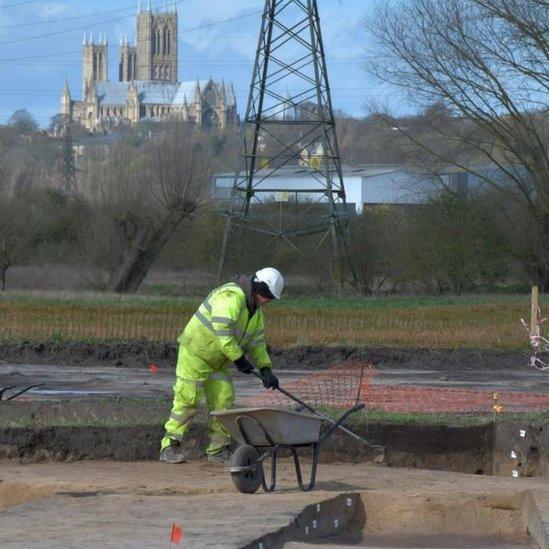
[234, 355, 253, 374]
[260, 367, 279, 390]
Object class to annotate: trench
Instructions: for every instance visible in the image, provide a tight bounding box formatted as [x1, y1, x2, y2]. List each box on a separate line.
[250, 491, 540, 548]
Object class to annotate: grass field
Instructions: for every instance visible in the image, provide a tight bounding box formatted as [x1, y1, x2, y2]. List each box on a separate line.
[0, 291, 543, 349]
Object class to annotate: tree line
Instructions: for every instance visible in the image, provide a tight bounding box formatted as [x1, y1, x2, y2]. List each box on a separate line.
[0, 0, 546, 294]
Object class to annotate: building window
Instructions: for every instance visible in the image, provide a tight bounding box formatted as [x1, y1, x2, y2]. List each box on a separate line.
[155, 28, 161, 55]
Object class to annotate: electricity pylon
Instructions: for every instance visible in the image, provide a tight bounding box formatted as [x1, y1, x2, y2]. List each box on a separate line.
[218, 0, 355, 284]
[61, 116, 77, 199]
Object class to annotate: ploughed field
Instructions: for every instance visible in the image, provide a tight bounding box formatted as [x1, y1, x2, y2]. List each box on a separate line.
[0, 292, 545, 349]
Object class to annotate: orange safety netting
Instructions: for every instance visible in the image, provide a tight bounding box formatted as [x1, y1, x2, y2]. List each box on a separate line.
[243, 359, 549, 414]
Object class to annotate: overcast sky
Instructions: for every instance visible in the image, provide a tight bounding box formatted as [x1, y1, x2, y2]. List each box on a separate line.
[0, 0, 399, 127]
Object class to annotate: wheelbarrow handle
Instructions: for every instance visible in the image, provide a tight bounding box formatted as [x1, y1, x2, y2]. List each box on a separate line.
[251, 370, 371, 446]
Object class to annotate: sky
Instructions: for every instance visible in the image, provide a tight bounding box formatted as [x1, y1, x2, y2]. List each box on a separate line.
[0, 0, 399, 127]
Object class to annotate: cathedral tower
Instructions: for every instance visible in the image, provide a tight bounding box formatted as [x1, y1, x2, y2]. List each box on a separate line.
[136, 4, 178, 81]
[82, 33, 108, 93]
[60, 78, 71, 118]
[119, 36, 137, 81]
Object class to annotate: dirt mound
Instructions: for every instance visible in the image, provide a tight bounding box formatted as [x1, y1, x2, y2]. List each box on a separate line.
[0, 341, 528, 371]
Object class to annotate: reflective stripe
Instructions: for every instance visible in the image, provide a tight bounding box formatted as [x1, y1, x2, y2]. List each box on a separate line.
[211, 316, 234, 325]
[248, 338, 265, 350]
[166, 431, 184, 441]
[194, 310, 212, 329]
[210, 371, 232, 383]
[195, 310, 246, 339]
[202, 283, 240, 314]
[214, 329, 233, 336]
[194, 283, 254, 348]
[170, 409, 196, 423]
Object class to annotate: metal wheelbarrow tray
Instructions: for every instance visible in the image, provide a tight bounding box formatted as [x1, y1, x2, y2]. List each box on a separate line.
[211, 403, 363, 493]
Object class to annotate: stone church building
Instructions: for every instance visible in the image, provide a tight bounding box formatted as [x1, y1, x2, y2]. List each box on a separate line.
[61, 5, 237, 131]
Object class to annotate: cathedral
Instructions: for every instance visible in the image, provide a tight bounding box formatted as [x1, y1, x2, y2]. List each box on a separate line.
[60, 5, 237, 131]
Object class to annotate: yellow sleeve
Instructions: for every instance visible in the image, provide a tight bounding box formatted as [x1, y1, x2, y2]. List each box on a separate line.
[247, 309, 272, 369]
[209, 290, 245, 362]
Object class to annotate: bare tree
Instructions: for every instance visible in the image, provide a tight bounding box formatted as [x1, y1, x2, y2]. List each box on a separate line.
[365, 0, 549, 287]
[82, 126, 211, 293]
[0, 195, 40, 290]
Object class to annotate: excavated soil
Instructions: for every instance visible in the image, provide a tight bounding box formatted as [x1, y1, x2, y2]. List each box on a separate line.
[0, 396, 514, 474]
[0, 341, 529, 370]
[0, 419, 494, 471]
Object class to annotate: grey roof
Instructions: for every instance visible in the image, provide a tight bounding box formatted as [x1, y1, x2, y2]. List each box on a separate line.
[214, 164, 406, 179]
[94, 79, 235, 107]
[95, 82, 131, 105]
[95, 81, 178, 105]
[172, 80, 208, 105]
[135, 81, 179, 104]
[172, 79, 236, 107]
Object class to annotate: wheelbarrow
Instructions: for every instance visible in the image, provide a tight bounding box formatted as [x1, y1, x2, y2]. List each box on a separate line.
[211, 402, 364, 493]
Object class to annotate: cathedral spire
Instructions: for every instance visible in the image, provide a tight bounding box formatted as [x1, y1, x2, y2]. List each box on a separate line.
[220, 79, 226, 104]
[62, 77, 71, 98]
[195, 78, 201, 102]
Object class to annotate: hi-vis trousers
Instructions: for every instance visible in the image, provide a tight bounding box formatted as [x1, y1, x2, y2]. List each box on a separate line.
[160, 346, 234, 455]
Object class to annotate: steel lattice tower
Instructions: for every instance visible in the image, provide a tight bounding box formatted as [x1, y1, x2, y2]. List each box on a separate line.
[218, 0, 355, 283]
[61, 116, 77, 199]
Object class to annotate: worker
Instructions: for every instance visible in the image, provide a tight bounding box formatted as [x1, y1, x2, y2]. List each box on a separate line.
[159, 267, 284, 464]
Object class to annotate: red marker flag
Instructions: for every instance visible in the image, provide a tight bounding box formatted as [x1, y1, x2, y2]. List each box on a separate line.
[148, 364, 159, 374]
[170, 523, 183, 544]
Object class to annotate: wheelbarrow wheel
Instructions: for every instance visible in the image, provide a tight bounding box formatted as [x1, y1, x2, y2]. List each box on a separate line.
[230, 444, 263, 494]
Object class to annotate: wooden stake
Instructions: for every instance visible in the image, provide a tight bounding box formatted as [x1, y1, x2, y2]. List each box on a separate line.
[531, 285, 539, 334]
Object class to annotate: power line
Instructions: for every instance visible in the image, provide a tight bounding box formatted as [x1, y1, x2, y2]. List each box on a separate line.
[0, 0, 190, 46]
[0, 56, 365, 67]
[0, 0, 193, 29]
[0, 9, 261, 59]
[0, 0, 48, 9]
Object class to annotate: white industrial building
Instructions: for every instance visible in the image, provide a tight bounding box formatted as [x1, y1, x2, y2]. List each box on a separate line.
[212, 165, 435, 213]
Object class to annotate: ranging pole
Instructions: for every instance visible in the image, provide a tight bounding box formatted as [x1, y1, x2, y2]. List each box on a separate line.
[218, 0, 355, 283]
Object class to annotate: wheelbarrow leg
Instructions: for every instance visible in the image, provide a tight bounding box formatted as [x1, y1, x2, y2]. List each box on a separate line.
[0, 386, 16, 401]
[261, 446, 278, 492]
[291, 443, 320, 492]
[6, 384, 44, 401]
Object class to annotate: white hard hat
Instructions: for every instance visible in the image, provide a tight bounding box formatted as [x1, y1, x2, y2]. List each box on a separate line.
[255, 267, 284, 299]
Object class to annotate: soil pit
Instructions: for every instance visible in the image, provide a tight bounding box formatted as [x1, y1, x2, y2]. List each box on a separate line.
[269, 490, 539, 548]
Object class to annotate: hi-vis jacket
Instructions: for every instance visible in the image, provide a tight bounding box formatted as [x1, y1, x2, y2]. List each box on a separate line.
[178, 282, 271, 370]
